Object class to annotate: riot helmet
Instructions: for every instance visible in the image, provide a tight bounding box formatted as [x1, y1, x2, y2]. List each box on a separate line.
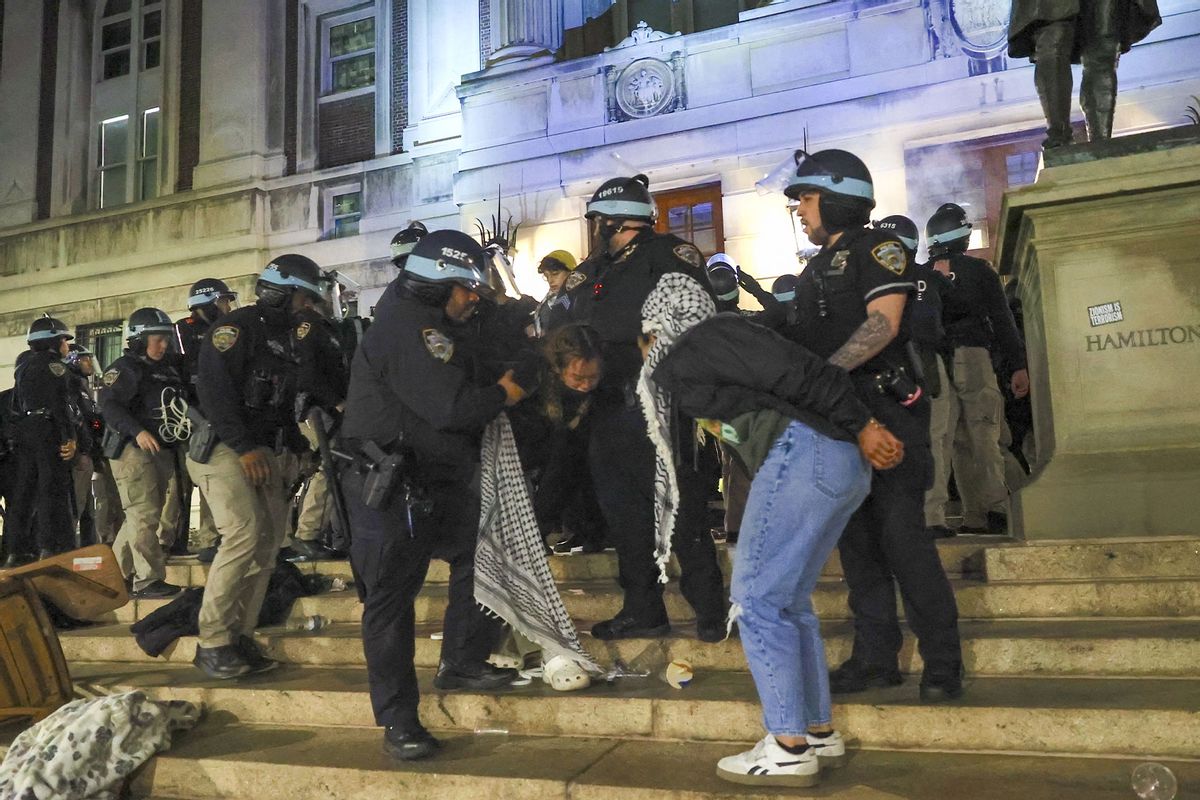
[771, 274, 800, 303]
[66, 343, 96, 375]
[705, 253, 740, 303]
[874, 215, 920, 255]
[390, 221, 429, 266]
[128, 308, 175, 340]
[187, 278, 238, 309]
[394, 229, 493, 306]
[781, 149, 876, 233]
[256, 254, 330, 309]
[925, 203, 972, 258]
[585, 174, 657, 222]
[27, 314, 74, 345]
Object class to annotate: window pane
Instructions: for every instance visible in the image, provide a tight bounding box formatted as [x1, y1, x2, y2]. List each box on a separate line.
[96, 330, 123, 370]
[333, 217, 360, 238]
[143, 10, 162, 39]
[143, 40, 161, 70]
[692, 229, 717, 255]
[101, 116, 128, 166]
[141, 108, 159, 157]
[691, 202, 713, 228]
[140, 159, 158, 200]
[104, 0, 132, 17]
[329, 17, 375, 57]
[103, 50, 131, 79]
[101, 167, 127, 208]
[333, 192, 361, 216]
[1006, 151, 1039, 187]
[666, 205, 689, 233]
[102, 19, 132, 49]
[331, 53, 375, 92]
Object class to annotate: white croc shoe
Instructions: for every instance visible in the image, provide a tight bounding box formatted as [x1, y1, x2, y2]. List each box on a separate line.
[806, 730, 847, 768]
[542, 655, 591, 692]
[716, 735, 819, 788]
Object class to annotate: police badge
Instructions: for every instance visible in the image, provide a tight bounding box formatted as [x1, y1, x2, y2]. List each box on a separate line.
[830, 250, 850, 274]
[211, 325, 240, 352]
[674, 244, 703, 269]
[565, 271, 588, 292]
[421, 328, 454, 363]
[296, 322, 312, 340]
[49, 362, 66, 377]
[871, 242, 907, 275]
[102, 369, 120, 387]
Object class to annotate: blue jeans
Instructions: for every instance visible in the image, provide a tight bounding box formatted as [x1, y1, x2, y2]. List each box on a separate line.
[731, 420, 872, 736]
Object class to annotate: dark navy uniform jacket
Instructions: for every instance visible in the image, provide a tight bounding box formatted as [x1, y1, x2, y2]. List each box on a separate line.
[98, 351, 189, 447]
[936, 253, 1026, 373]
[12, 351, 75, 443]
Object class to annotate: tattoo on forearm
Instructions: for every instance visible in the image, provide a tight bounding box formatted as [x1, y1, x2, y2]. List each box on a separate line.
[828, 310, 895, 370]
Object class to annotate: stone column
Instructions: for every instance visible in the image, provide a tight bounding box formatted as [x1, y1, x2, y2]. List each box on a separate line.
[486, 0, 564, 73]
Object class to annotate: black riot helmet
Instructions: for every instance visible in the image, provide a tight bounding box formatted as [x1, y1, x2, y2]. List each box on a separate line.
[874, 215, 920, 256]
[27, 314, 74, 346]
[782, 149, 876, 232]
[187, 278, 238, 313]
[925, 203, 972, 258]
[771, 274, 801, 303]
[128, 308, 175, 342]
[586, 174, 657, 223]
[705, 253, 740, 303]
[66, 342, 95, 374]
[256, 253, 330, 309]
[390, 221, 429, 266]
[393, 229, 493, 307]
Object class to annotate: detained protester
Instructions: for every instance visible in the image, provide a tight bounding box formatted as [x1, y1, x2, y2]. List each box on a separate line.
[532, 250, 581, 336]
[637, 272, 904, 787]
[338, 230, 529, 762]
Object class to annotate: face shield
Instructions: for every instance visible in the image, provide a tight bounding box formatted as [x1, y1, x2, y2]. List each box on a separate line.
[755, 149, 811, 196]
[326, 271, 362, 321]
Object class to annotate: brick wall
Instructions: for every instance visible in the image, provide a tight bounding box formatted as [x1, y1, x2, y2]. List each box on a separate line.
[35, 0, 59, 220]
[318, 93, 375, 169]
[390, 0, 407, 152]
[176, 0, 203, 191]
[478, 0, 491, 69]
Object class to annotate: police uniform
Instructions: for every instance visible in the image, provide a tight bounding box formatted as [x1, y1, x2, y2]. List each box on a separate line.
[187, 303, 305, 650]
[790, 227, 962, 681]
[99, 350, 191, 592]
[292, 307, 350, 548]
[4, 350, 76, 559]
[168, 311, 221, 552]
[925, 253, 1026, 531]
[338, 279, 508, 735]
[567, 227, 726, 633]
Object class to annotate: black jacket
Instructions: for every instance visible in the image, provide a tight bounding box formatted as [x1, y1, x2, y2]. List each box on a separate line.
[12, 350, 75, 443]
[98, 351, 189, 447]
[651, 314, 873, 445]
[340, 282, 507, 482]
[294, 309, 350, 413]
[937, 253, 1026, 373]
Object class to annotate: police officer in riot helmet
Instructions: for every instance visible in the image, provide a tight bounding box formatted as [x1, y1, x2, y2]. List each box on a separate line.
[566, 173, 726, 643]
[706, 254, 742, 313]
[923, 203, 1028, 537]
[778, 148, 964, 701]
[339, 229, 529, 762]
[390, 221, 429, 269]
[65, 343, 102, 546]
[707, 252, 789, 329]
[98, 309, 190, 598]
[4, 316, 78, 566]
[186, 254, 321, 680]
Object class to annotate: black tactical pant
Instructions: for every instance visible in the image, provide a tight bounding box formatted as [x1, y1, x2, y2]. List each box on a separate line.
[588, 395, 725, 627]
[838, 392, 963, 676]
[5, 419, 74, 557]
[345, 471, 501, 731]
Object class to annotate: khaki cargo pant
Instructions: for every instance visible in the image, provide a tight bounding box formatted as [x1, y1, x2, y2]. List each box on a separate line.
[111, 445, 181, 591]
[187, 443, 299, 648]
[924, 347, 1009, 528]
[293, 421, 331, 543]
[159, 457, 220, 550]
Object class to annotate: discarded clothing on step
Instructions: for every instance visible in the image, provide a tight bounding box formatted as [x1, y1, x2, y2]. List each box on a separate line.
[0, 690, 200, 800]
[129, 560, 321, 657]
[475, 413, 600, 673]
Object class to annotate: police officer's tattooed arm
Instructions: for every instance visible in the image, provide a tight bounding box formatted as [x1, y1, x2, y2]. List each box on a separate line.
[828, 294, 906, 371]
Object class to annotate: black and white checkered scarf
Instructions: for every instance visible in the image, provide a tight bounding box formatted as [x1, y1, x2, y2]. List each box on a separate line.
[638, 273, 716, 583]
[475, 412, 600, 672]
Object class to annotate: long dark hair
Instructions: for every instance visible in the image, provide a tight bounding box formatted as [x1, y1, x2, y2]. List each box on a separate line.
[541, 323, 603, 424]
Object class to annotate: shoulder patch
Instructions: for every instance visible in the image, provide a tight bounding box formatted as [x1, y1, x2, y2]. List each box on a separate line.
[565, 271, 588, 292]
[102, 369, 120, 387]
[211, 325, 240, 352]
[871, 242, 908, 275]
[421, 328, 454, 363]
[49, 362, 66, 377]
[296, 322, 311, 340]
[673, 243, 703, 269]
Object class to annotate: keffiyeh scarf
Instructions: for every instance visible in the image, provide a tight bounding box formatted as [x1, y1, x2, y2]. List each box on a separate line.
[475, 412, 600, 672]
[637, 272, 717, 583]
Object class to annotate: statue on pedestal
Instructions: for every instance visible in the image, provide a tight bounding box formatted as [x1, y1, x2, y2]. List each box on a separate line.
[1008, 0, 1162, 148]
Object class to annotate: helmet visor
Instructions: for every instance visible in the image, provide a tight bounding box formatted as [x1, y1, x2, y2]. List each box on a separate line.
[756, 150, 809, 196]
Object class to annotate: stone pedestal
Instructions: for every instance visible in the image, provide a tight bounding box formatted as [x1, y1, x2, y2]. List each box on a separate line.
[995, 129, 1200, 539]
[485, 0, 563, 74]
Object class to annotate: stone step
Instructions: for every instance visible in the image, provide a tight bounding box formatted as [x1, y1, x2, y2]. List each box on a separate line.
[162, 536, 995, 588]
[70, 663, 1200, 759]
[985, 537, 1200, 581]
[99, 575, 1200, 626]
[5, 719, 1191, 800]
[60, 618, 1200, 679]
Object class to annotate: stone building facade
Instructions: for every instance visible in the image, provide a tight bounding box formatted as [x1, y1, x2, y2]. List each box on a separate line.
[1, 0, 1198, 381]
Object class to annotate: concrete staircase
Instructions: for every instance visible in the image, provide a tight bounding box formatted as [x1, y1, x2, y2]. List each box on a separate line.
[18, 536, 1200, 797]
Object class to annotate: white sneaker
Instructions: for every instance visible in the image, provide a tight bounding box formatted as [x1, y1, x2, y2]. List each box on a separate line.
[806, 730, 847, 768]
[716, 735, 819, 787]
[542, 655, 591, 692]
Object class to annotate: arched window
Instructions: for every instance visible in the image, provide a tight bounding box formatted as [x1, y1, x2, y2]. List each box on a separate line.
[93, 0, 165, 209]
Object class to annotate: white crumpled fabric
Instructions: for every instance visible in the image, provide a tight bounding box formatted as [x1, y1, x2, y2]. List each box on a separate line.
[0, 691, 200, 800]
